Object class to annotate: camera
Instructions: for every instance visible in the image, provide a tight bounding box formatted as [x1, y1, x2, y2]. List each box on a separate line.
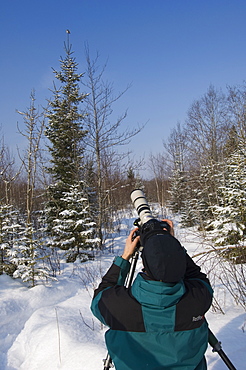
[130, 189, 171, 240]
[130, 189, 187, 283]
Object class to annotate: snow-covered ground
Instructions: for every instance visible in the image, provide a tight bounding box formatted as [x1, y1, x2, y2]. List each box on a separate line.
[0, 215, 245, 369]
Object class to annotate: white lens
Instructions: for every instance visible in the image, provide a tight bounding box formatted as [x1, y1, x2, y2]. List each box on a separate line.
[130, 189, 154, 225]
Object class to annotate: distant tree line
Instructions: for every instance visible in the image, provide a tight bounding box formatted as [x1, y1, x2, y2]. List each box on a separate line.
[0, 36, 245, 287]
[165, 85, 245, 250]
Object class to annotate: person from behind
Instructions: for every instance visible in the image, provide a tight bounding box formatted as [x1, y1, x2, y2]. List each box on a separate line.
[91, 220, 213, 369]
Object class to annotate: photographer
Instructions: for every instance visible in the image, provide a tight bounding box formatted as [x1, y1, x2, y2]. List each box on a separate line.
[91, 221, 213, 370]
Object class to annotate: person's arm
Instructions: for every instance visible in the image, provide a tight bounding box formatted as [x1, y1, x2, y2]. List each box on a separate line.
[91, 229, 140, 322]
[121, 228, 140, 260]
[184, 253, 213, 295]
[92, 257, 130, 299]
[93, 228, 140, 298]
[162, 220, 212, 291]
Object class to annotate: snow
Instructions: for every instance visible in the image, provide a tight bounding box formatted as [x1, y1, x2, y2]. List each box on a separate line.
[0, 215, 245, 370]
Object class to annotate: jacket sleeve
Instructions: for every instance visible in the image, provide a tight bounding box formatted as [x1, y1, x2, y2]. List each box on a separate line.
[90, 256, 130, 323]
[174, 253, 213, 330]
[184, 253, 213, 295]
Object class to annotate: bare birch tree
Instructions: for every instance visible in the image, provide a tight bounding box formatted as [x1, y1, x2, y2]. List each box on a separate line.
[14, 90, 49, 286]
[83, 46, 143, 247]
[17, 90, 45, 224]
[184, 85, 230, 166]
[148, 153, 169, 208]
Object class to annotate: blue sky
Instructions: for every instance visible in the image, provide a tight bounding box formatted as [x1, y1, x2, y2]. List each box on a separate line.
[1, 0, 246, 172]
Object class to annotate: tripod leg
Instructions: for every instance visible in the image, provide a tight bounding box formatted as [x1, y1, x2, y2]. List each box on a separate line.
[208, 329, 237, 370]
[103, 353, 114, 369]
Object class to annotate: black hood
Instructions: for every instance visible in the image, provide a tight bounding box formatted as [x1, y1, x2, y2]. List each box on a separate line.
[141, 233, 186, 283]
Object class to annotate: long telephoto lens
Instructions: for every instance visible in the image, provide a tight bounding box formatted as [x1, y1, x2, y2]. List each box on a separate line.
[130, 189, 154, 226]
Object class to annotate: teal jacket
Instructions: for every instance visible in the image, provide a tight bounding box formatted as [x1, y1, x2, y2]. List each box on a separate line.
[91, 255, 213, 370]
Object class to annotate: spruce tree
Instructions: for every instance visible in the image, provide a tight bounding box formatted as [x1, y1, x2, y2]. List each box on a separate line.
[168, 163, 187, 215]
[10, 223, 51, 287]
[0, 204, 19, 275]
[51, 182, 98, 262]
[209, 142, 246, 246]
[45, 36, 96, 261]
[45, 39, 88, 185]
[0, 204, 49, 287]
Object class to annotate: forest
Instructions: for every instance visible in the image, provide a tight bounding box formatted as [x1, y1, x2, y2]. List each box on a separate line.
[0, 38, 245, 298]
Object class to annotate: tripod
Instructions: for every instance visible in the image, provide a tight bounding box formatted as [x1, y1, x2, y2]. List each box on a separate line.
[103, 247, 236, 370]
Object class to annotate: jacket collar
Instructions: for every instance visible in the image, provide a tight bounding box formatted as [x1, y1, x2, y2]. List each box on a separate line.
[131, 273, 186, 308]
